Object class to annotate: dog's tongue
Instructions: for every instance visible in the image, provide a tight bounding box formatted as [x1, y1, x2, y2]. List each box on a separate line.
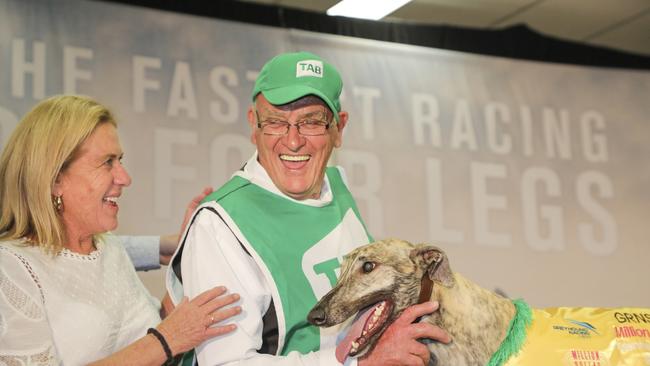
[335, 306, 375, 363]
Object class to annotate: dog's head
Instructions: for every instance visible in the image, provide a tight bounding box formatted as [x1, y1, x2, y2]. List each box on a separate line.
[307, 239, 455, 361]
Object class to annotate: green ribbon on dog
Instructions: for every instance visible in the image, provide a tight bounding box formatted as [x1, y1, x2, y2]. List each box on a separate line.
[487, 299, 533, 366]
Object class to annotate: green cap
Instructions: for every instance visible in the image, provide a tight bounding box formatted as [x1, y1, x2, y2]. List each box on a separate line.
[252, 51, 343, 122]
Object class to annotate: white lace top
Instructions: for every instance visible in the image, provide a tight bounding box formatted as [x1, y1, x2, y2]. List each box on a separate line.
[0, 235, 161, 365]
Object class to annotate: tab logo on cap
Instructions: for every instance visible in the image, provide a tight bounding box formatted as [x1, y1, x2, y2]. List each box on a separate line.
[296, 60, 324, 78]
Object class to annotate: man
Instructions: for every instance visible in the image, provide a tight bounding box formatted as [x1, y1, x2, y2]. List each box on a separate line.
[167, 51, 449, 365]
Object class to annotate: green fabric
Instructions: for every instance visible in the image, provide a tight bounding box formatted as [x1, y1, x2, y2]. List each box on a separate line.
[179, 350, 194, 366]
[204, 167, 372, 355]
[487, 299, 533, 366]
[251, 51, 343, 122]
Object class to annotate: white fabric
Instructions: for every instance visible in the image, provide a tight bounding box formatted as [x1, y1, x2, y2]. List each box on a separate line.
[167, 153, 356, 366]
[119, 235, 161, 271]
[0, 234, 161, 366]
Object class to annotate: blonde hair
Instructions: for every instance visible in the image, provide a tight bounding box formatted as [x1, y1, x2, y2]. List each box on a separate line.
[0, 95, 116, 254]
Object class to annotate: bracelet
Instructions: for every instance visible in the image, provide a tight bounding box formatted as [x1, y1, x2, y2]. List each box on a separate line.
[147, 328, 174, 366]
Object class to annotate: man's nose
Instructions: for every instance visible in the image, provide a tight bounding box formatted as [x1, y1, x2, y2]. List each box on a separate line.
[283, 124, 305, 151]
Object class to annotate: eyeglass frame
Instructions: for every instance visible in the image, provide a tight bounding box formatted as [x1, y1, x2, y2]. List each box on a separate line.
[253, 105, 333, 136]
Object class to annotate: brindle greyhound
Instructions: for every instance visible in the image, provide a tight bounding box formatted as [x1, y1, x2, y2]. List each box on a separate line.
[308, 239, 650, 365]
[308, 239, 515, 365]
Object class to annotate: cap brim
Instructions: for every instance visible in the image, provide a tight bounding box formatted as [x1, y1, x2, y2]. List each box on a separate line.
[262, 86, 340, 123]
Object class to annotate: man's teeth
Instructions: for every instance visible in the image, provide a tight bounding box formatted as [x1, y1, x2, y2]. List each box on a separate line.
[280, 154, 309, 162]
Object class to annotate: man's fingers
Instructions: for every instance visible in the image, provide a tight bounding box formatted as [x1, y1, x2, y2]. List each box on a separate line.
[408, 342, 431, 365]
[402, 354, 426, 366]
[396, 301, 439, 325]
[410, 322, 452, 344]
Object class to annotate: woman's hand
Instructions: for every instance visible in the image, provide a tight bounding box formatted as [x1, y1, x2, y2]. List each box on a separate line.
[156, 286, 241, 355]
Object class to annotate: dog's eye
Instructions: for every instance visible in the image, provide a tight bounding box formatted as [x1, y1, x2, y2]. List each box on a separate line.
[362, 261, 375, 273]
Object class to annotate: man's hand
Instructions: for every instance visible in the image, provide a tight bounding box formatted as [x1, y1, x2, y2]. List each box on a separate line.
[159, 186, 214, 265]
[358, 301, 451, 366]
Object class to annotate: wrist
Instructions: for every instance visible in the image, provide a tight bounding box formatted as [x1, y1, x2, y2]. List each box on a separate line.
[147, 327, 175, 366]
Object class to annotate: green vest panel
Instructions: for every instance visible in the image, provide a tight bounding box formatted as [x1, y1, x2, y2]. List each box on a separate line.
[205, 167, 372, 355]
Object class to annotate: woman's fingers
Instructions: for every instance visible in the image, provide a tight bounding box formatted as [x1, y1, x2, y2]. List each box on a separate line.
[191, 286, 228, 306]
[204, 293, 240, 313]
[205, 324, 237, 338]
[207, 305, 242, 325]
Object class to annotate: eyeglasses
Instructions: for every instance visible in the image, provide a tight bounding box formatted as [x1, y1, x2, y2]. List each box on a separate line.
[255, 109, 332, 136]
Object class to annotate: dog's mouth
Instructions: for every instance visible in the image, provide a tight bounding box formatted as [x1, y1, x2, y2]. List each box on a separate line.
[335, 299, 395, 362]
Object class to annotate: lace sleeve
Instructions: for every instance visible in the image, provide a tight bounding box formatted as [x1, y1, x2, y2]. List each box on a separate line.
[0, 245, 60, 365]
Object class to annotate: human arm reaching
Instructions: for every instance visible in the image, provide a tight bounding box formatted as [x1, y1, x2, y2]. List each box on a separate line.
[159, 186, 214, 266]
[121, 187, 214, 271]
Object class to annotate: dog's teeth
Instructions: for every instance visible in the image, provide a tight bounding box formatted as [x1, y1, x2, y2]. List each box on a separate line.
[351, 341, 359, 350]
[362, 330, 367, 336]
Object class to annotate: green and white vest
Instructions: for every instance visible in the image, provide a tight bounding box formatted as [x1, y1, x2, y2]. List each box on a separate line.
[204, 166, 372, 355]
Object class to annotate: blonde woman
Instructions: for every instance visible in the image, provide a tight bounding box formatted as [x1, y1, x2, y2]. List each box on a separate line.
[0, 95, 240, 365]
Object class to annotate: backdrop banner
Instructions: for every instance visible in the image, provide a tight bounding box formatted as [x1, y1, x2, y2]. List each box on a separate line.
[1, 0, 648, 308]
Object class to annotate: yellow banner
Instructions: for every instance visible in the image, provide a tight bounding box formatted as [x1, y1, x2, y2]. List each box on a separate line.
[506, 307, 650, 365]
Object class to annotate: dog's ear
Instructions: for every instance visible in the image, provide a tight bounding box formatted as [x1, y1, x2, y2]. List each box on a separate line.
[410, 245, 455, 288]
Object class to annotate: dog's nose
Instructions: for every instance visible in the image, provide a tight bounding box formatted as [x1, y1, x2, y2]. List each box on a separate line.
[307, 306, 327, 326]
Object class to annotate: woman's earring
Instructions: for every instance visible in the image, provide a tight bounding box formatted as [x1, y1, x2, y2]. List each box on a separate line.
[54, 195, 63, 212]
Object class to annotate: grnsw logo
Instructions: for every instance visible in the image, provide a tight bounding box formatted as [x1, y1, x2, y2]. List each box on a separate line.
[296, 60, 323, 78]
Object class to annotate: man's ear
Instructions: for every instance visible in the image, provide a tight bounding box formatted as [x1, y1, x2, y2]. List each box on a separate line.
[247, 105, 257, 145]
[409, 244, 455, 288]
[333, 111, 348, 148]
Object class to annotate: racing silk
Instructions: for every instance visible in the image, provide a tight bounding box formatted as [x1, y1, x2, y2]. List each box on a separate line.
[202, 166, 372, 356]
[502, 306, 650, 365]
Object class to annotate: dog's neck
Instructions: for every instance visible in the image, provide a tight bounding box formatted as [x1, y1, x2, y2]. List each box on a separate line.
[424, 273, 519, 365]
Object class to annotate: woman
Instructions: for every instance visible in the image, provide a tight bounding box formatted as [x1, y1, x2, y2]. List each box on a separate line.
[0, 95, 240, 365]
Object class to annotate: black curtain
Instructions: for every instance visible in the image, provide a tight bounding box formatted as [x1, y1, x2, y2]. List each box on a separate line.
[96, 0, 650, 70]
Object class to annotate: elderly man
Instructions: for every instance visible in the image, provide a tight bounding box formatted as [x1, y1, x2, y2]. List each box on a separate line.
[167, 51, 449, 365]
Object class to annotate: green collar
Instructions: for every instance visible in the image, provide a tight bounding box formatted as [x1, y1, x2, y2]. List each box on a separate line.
[486, 299, 533, 366]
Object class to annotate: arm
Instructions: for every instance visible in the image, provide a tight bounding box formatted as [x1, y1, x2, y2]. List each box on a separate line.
[89, 286, 241, 366]
[159, 186, 214, 266]
[120, 235, 161, 271]
[180, 207, 343, 365]
[121, 186, 214, 271]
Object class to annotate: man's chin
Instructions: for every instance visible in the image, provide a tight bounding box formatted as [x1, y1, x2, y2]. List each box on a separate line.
[283, 189, 318, 201]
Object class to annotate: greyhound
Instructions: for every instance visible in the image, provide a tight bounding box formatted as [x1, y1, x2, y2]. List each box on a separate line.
[307, 239, 650, 365]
